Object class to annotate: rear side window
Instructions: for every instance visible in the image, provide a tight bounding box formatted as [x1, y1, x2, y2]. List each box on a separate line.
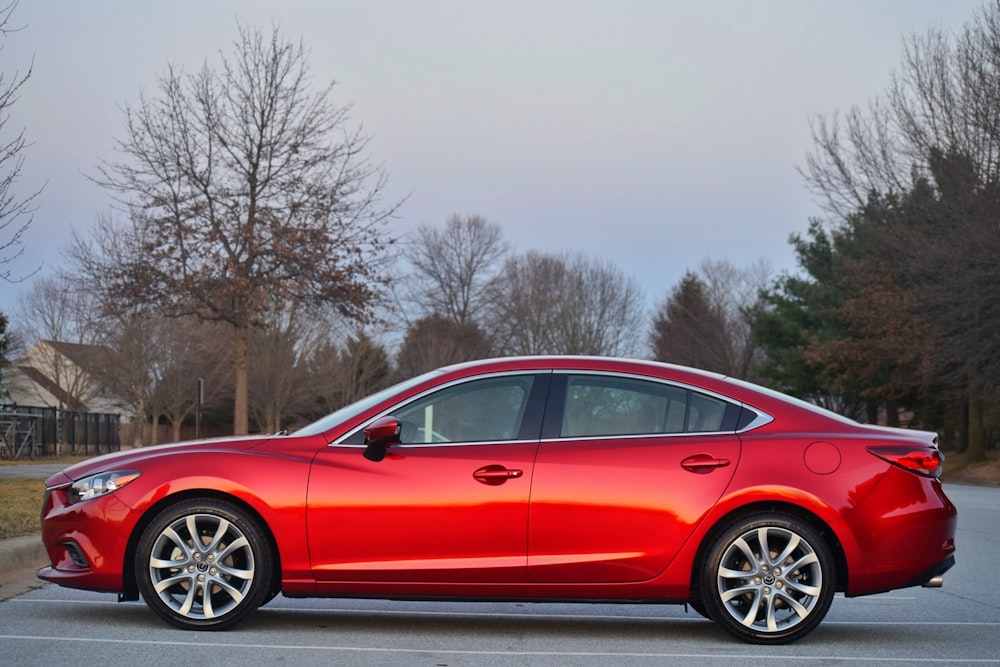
[558, 374, 732, 438]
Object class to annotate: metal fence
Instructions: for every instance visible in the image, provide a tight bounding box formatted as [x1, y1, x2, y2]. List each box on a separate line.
[0, 405, 121, 459]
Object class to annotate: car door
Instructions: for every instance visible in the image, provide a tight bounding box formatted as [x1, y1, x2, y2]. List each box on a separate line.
[307, 372, 548, 584]
[528, 372, 741, 583]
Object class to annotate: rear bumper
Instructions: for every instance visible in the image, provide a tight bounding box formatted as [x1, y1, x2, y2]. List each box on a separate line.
[842, 471, 957, 596]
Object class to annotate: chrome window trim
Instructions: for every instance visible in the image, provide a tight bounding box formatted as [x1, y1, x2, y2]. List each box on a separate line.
[332, 367, 775, 447]
[738, 408, 774, 432]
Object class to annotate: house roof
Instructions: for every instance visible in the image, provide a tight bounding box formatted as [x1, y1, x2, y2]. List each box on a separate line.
[12, 365, 86, 410]
[41, 340, 111, 372]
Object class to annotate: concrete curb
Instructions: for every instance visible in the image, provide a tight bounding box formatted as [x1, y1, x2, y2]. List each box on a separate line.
[0, 534, 47, 600]
[2, 534, 47, 571]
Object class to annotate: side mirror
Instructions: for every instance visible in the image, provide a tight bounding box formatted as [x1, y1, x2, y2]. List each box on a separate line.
[363, 416, 401, 462]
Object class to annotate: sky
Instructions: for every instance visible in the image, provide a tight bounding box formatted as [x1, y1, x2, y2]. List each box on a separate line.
[0, 0, 987, 325]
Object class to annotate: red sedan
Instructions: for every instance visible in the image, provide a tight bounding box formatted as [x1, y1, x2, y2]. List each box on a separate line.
[38, 356, 957, 644]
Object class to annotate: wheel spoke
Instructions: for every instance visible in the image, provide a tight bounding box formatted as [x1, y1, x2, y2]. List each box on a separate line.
[204, 518, 231, 553]
[153, 571, 191, 594]
[777, 591, 810, 619]
[788, 552, 818, 572]
[161, 526, 192, 558]
[765, 596, 779, 632]
[217, 535, 250, 562]
[211, 577, 247, 603]
[774, 533, 800, 565]
[732, 536, 758, 566]
[217, 562, 254, 581]
[784, 579, 822, 597]
[176, 583, 197, 616]
[757, 528, 772, 563]
[720, 582, 757, 603]
[738, 592, 761, 627]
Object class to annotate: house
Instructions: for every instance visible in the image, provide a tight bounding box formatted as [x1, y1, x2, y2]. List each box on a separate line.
[2, 340, 132, 417]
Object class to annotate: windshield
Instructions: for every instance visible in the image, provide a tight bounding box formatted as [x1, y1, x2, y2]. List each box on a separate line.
[295, 369, 444, 437]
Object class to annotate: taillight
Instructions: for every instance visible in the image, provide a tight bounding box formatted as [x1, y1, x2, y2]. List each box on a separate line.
[868, 446, 943, 478]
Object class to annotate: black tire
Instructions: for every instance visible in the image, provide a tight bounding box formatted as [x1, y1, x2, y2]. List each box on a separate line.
[686, 594, 709, 619]
[135, 498, 274, 630]
[700, 513, 835, 644]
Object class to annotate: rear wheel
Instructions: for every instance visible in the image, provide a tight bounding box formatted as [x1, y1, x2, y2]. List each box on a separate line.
[135, 498, 274, 630]
[701, 513, 835, 644]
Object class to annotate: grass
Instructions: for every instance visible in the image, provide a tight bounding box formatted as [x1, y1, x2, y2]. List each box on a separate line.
[0, 456, 90, 466]
[0, 456, 88, 539]
[0, 479, 45, 539]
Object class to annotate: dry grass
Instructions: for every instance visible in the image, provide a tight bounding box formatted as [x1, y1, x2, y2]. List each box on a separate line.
[0, 456, 90, 467]
[0, 479, 45, 539]
[942, 450, 1000, 487]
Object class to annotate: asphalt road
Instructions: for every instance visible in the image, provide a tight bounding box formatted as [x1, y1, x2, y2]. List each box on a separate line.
[0, 483, 996, 667]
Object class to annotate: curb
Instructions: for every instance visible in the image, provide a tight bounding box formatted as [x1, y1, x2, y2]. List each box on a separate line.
[0, 534, 47, 601]
[2, 534, 46, 569]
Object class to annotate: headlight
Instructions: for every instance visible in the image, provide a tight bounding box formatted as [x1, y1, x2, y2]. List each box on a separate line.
[68, 470, 141, 504]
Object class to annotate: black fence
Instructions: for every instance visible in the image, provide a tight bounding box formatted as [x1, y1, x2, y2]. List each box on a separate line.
[0, 405, 121, 459]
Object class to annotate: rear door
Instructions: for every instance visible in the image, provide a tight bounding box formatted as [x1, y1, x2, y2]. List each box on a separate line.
[528, 372, 740, 583]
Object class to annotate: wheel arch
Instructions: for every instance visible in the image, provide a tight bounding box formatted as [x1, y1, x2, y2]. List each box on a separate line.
[121, 489, 282, 602]
[688, 500, 849, 602]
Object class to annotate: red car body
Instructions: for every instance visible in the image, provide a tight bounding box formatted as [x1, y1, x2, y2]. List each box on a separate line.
[38, 356, 956, 643]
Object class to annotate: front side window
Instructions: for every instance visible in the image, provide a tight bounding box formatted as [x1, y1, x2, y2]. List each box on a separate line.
[391, 375, 536, 443]
[560, 374, 730, 438]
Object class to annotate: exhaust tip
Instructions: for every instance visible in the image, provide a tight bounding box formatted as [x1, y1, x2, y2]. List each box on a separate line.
[922, 576, 944, 588]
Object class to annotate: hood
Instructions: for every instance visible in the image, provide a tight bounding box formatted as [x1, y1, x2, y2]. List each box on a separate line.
[44, 434, 277, 487]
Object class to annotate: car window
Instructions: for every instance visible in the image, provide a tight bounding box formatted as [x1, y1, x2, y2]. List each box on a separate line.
[560, 375, 729, 437]
[391, 375, 535, 443]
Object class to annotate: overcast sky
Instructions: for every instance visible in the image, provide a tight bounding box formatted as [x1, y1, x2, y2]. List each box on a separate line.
[0, 0, 986, 324]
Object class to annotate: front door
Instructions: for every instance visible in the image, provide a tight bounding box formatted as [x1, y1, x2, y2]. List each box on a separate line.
[307, 373, 547, 583]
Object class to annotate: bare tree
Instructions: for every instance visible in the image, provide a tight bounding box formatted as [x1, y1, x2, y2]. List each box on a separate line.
[395, 315, 492, 378]
[88, 24, 398, 434]
[651, 259, 772, 380]
[485, 251, 645, 357]
[146, 317, 231, 444]
[310, 328, 391, 412]
[0, 1, 41, 282]
[246, 310, 319, 433]
[401, 213, 507, 327]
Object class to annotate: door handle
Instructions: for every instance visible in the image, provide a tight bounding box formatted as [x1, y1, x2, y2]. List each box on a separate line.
[680, 453, 732, 473]
[473, 464, 524, 485]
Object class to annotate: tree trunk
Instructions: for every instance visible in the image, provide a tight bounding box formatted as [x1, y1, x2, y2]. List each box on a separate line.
[966, 382, 986, 464]
[885, 399, 900, 427]
[132, 399, 146, 447]
[149, 412, 161, 445]
[233, 323, 249, 435]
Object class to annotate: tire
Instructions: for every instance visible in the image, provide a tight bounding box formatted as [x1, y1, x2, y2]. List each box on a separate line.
[135, 498, 274, 630]
[700, 513, 835, 644]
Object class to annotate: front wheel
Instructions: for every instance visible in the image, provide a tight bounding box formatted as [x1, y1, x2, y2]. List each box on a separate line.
[135, 498, 274, 630]
[701, 513, 835, 644]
